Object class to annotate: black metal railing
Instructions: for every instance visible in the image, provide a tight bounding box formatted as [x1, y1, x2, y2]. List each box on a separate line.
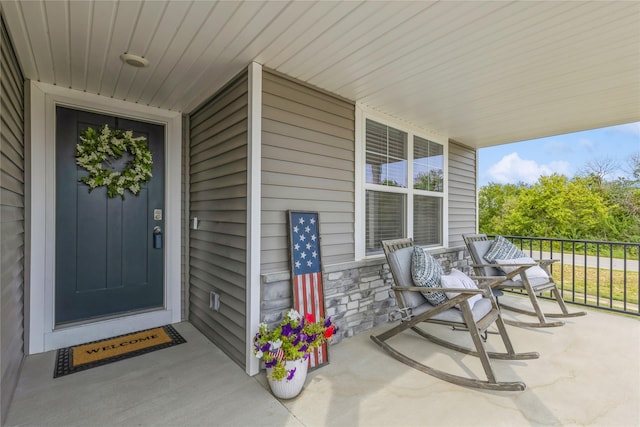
[489, 235, 640, 316]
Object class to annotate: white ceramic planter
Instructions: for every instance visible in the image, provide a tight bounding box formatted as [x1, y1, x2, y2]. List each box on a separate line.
[266, 358, 308, 399]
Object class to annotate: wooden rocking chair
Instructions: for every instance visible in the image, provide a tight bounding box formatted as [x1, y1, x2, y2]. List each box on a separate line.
[371, 238, 539, 391]
[463, 234, 586, 328]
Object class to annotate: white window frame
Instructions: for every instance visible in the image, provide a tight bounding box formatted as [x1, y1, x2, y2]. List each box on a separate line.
[355, 104, 448, 259]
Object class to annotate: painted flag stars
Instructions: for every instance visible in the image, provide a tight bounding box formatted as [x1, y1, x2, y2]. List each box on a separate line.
[291, 214, 319, 275]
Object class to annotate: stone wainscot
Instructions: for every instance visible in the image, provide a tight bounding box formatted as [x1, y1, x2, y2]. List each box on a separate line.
[260, 246, 472, 344]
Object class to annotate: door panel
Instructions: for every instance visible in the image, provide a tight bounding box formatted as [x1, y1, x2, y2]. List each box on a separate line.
[55, 106, 165, 325]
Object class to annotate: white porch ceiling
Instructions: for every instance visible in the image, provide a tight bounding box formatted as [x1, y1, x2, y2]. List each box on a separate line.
[2, 0, 639, 148]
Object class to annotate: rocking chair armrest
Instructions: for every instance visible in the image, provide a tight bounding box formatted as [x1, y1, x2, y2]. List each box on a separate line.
[489, 262, 536, 267]
[470, 276, 508, 288]
[393, 286, 484, 295]
[471, 263, 500, 268]
[535, 259, 558, 266]
[471, 263, 535, 280]
[493, 262, 539, 268]
[472, 264, 535, 281]
[497, 265, 537, 281]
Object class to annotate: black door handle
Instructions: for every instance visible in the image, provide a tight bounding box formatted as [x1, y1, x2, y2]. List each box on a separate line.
[153, 226, 162, 249]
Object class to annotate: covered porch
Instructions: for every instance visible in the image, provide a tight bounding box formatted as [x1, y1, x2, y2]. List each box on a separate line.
[6, 298, 639, 426]
[2, 2, 639, 425]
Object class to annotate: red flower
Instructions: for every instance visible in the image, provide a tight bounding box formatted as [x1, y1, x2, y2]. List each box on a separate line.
[324, 325, 335, 339]
[305, 313, 315, 323]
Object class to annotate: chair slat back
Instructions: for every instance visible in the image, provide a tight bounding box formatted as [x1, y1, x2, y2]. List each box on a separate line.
[463, 234, 503, 277]
[381, 238, 428, 311]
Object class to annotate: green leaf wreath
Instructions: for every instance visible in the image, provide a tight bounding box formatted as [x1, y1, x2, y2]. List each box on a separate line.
[75, 125, 153, 199]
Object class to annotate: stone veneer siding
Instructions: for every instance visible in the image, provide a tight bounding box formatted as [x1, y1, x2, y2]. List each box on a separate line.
[260, 246, 471, 344]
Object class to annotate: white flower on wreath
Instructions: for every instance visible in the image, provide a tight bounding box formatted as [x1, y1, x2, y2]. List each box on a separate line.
[75, 125, 153, 200]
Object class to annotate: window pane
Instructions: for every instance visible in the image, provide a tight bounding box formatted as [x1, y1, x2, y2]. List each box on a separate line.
[413, 136, 443, 192]
[366, 190, 405, 255]
[413, 195, 442, 247]
[365, 119, 407, 187]
[366, 152, 407, 187]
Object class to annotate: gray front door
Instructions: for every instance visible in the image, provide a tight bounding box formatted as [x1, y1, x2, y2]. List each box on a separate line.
[55, 106, 165, 325]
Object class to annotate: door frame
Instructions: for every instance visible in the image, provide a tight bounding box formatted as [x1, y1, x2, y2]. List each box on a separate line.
[26, 81, 182, 354]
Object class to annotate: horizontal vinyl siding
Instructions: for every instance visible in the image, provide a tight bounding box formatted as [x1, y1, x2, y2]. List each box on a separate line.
[448, 140, 477, 247]
[188, 72, 248, 367]
[261, 71, 355, 273]
[1, 14, 24, 425]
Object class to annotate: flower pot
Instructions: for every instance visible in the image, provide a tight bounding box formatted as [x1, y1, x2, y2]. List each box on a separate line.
[266, 357, 308, 399]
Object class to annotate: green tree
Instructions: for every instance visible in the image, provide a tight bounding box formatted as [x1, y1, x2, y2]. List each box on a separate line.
[480, 175, 612, 240]
[478, 182, 523, 234]
[594, 178, 640, 241]
[479, 152, 640, 242]
[414, 170, 443, 191]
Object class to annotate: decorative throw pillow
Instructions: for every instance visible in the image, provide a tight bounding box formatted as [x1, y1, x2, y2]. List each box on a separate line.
[441, 268, 483, 310]
[483, 235, 527, 263]
[494, 256, 549, 282]
[411, 247, 447, 306]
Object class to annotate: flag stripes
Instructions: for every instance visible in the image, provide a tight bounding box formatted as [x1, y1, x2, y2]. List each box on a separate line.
[294, 272, 326, 368]
[289, 211, 328, 370]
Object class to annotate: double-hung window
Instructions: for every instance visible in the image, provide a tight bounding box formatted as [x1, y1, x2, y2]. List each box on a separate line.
[363, 117, 446, 255]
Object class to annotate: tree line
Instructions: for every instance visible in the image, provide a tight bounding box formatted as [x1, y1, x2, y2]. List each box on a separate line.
[479, 155, 640, 242]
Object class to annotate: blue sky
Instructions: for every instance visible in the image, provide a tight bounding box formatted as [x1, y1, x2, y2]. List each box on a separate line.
[478, 122, 640, 187]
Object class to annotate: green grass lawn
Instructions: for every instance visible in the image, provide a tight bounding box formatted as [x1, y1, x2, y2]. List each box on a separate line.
[552, 264, 639, 306]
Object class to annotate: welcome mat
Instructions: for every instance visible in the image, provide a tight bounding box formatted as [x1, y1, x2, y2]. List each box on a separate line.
[54, 325, 186, 378]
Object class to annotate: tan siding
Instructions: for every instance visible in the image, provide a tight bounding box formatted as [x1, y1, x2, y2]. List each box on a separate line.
[448, 140, 477, 247]
[188, 72, 248, 367]
[261, 71, 355, 272]
[0, 14, 24, 425]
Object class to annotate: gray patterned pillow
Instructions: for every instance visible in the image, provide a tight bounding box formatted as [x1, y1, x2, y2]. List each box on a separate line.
[411, 247, 447, 306]
[483, 235, 526, 263]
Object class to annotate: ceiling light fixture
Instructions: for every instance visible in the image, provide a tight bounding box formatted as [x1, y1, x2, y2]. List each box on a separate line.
[120, 53, 149, 68]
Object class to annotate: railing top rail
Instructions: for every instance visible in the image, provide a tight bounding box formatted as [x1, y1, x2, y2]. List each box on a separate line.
[488, 235, 640, 246]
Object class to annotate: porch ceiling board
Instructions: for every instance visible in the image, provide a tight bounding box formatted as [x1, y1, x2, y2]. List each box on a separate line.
[1, 0, 638, 148]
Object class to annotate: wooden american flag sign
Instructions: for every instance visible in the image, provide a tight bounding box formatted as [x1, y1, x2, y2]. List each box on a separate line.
[288, 211, 329, 369]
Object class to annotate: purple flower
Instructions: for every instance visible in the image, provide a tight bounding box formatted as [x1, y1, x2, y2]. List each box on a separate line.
[286, 368, 296, 381]
[281, 323, 293, 337]
[324, 318, 332, 328]
[265, 358, 278, 368]
[299, 344, 308, 353]
[260, 342, 271, 353]
[305, 334, 316, 343]
[292, 335, 301, 346]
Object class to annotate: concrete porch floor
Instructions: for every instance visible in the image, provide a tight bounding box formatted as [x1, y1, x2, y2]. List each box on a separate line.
[6, 298, 639, 426]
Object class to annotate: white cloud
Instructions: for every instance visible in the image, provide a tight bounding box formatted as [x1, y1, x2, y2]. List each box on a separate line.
[487, 153, 571, 184]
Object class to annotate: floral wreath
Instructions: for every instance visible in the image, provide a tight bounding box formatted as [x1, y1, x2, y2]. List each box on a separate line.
[75, 125, 153, 199]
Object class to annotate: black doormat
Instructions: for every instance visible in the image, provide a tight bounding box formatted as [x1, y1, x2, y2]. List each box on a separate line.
[54, 325, 186, 378]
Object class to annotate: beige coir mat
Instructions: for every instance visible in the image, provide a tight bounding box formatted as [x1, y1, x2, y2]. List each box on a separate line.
[54, 325, 186, 378]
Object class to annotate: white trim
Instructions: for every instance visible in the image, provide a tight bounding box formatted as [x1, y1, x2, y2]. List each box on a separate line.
[357, 103, 447, 144]
[442, 141, 449, 248]
[27, 81, 182, 354]
[355, 103, 449, 258]
[354, 106, 364, 260]
[474, 147, 480, 234]
[26, 83, 47, 353]
[246, 62, 262, 376]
